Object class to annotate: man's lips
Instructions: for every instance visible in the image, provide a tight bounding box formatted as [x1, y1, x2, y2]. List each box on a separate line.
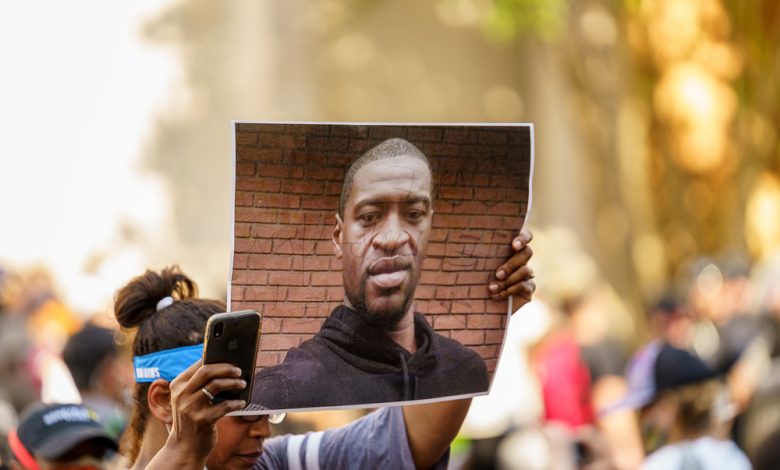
[368, 256, 411, 275]
[368, 256, 411, 289]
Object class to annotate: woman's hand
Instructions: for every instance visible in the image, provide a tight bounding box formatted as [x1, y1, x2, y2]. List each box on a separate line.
[150, 360, 246, 469]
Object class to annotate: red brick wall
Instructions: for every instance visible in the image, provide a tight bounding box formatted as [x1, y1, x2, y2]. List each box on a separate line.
[231, 123, 531, 377]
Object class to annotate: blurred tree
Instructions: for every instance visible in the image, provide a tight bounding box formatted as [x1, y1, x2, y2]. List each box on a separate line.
[472, 0, 780, 300]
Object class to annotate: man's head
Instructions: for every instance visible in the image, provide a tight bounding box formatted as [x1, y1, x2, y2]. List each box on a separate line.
[333, 138, 434, 329]
[63, 323, 133, 406]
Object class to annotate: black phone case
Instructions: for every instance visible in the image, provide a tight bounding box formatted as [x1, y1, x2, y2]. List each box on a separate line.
[202, 310, 261, 404]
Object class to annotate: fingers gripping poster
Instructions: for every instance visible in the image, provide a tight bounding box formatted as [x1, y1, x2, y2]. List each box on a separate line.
[229, 122, 533, 413]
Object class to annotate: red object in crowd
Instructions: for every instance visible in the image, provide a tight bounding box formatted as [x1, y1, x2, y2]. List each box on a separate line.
[532, 331, 595, 428]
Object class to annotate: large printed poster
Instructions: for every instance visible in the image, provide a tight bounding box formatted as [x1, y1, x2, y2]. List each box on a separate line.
[230, 122, 533, 412]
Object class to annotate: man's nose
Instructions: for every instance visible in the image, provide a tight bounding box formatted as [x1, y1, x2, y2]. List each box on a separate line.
[371, 213, 411, 253]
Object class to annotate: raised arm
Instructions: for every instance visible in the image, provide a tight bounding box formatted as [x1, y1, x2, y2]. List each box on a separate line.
[402, 398, 472, 469]
[403, 229, 535, 469]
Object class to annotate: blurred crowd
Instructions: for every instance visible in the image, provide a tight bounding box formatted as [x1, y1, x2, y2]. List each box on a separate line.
[0, 267, 133, 468]
[455, 229, 780, 469]
[1, 233, 780, 469]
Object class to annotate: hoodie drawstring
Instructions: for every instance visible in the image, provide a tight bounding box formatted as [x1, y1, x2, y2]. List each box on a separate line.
[399, 352, 410, 400]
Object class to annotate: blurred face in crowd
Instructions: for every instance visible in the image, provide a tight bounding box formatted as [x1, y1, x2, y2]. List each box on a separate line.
[333, 155, 433, 329]
[649, 307, 693, 349]
[97, 351, 135, 404]
[206, 415, 270, 470]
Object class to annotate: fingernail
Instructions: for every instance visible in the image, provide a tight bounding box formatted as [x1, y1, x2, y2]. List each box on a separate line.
[496, 270, 506, 280]
[513, 239, 522, 249]
[240, 400, 247, 408]
[490, 283, 499, 292]
[240, 380, 247, 388]
[234, 367, 242, 376]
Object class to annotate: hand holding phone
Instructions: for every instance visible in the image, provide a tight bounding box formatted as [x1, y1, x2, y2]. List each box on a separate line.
[202, 310, 261, 404]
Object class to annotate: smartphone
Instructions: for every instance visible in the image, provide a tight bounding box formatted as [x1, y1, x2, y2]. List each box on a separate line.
[202, 310, 261, 404]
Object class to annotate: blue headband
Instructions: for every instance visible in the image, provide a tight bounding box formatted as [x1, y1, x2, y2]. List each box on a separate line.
[133, 344, 203, 383]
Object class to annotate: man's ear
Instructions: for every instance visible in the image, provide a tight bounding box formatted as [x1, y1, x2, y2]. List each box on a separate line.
[332, 213, 344, 259]
[147, 379, 173, 424]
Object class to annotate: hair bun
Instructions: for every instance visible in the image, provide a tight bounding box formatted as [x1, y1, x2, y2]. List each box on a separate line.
[114, 266, 198, 329]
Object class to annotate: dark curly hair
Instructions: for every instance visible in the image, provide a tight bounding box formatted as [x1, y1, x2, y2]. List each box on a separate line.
[113, 266, 224, 464]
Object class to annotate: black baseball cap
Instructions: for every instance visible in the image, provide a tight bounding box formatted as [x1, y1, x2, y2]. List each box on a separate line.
[601, 342, 719, 414]
[10, 403, 117, 463]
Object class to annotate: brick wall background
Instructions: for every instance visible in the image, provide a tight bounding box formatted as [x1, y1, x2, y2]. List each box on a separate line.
[231, 123, 531, 379]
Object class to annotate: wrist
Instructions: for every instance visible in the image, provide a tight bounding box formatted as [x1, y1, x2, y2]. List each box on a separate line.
[160, 431, 212, 468]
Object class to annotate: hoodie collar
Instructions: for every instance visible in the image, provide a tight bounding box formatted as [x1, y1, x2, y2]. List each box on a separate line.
[315, 305, 439, 375]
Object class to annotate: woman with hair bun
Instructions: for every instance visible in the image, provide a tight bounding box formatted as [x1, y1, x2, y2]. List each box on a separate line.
[115, 266, 271, 470]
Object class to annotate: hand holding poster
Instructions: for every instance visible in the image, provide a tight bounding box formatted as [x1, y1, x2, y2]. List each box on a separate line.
[230, 123, 533, 413]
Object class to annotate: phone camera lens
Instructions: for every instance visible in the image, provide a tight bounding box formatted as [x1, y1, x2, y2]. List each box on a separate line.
[214, 322, 224, 338]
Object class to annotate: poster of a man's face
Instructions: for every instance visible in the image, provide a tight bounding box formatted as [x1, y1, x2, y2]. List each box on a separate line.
[230, 123, 533, 413]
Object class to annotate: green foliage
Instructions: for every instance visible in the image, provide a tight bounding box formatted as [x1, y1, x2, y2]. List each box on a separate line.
[481, 0, 568, 42]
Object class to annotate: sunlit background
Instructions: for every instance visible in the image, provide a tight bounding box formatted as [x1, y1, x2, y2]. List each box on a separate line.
[1, 0, 779, 467]
[3, 0, 778, 314]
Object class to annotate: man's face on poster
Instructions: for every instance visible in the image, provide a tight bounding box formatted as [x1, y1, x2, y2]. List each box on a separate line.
[333, 155, 433, 329]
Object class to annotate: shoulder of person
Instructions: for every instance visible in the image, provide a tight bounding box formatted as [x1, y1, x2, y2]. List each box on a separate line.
[260, 408, 416, 470]
[640, 438, 751, 470]
[690, 437, 752, 469]
[639, 444, 688, 470]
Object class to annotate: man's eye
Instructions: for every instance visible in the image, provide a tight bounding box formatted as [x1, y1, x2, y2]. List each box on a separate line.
[407, 210, 425, 221]
[359, 213, 378, 224]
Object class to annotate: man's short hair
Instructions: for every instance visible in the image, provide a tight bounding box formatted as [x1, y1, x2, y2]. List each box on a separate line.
[338, 138, 431, 218]
[63, 323, 117, 391]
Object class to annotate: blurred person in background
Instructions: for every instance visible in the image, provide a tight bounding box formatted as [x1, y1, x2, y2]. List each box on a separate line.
[3, 402, 119, 470]
[459, 295, 630, 469]
[645, 293, 693, 350]
[63, 322, 133, 439]
[0, 267, 37, 415]
[735, 259, 780, 463]
[685, 254, 771, 450]
[604, 342, 750, 469]
[706, 254, 761, 375]
[0, 268, 82, 406]
[510, 228, 640, 469]
[573, 286, 643, 470]
[0, 266, 22, 450]
[529, 287, 639, 468]
[587, 291, 695, 470]
[685, 255, 763, 375]
[530, 294, 595, 430]
[455, 300, 548, 470]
